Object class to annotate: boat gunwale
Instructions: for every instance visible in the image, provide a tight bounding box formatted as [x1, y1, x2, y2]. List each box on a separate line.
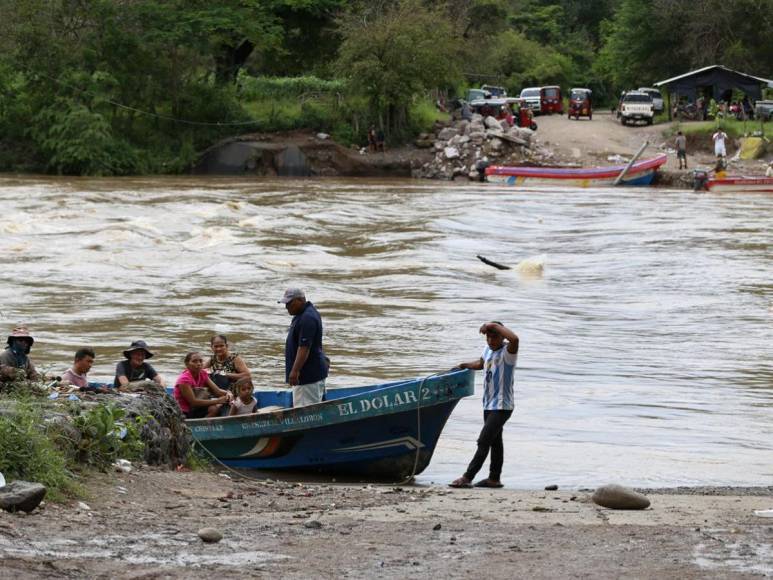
[485, 153, 667, 180]
[186, 369, 474, 440]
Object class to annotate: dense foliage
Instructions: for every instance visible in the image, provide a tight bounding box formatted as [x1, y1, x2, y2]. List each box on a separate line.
[0, 394, 147, 499]
[0, 0, 770, 174]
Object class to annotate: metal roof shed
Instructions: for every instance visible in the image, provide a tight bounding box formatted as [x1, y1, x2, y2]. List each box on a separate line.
[655, 65, 772, 101]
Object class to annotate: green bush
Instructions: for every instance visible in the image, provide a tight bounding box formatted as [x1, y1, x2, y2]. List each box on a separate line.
[238, 74, 345, 100]
[0, 402, 78, 500]
[0, 396, 149, 500]
[68, 403, 146, 469]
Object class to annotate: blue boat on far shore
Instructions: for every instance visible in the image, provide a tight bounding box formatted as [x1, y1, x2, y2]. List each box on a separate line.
[186, 369, 474, 480]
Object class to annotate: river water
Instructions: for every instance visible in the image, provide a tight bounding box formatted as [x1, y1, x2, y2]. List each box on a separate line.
[1, 175, 771, 489]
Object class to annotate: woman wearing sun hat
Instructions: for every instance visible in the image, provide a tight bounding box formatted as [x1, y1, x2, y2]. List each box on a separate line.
[0, 325, 40, 383]
[114, 340, 165, 388]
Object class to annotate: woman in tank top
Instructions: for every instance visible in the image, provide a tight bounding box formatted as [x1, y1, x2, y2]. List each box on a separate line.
[204, 334, 251, 392]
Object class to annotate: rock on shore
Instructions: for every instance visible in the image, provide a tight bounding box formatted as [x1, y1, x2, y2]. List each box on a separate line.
[592, 484, 651, 510]
[412, 114, 555, 181]
[0, 481, 47, 513]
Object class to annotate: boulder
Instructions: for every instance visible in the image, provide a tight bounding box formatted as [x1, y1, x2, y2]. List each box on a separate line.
[444, 147, 460, 160]
[198, 527, 223, 543]
[113, 384, 191, 467]
[437, 127, 459, 141]
[592, 484, 650, 510]
[484, 116, 501, 129]
[458, 135, 471, 144]
[0, 481, 47, 513]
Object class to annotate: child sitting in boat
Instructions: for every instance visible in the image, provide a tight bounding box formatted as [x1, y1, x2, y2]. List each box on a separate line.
[173, 352, 232, 419]
[229, 377, 258, 416]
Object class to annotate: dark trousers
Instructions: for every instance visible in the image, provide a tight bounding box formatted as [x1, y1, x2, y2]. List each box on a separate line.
[464, 409, 513, 481]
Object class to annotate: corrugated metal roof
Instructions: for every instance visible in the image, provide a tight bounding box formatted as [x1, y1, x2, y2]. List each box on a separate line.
[654, 65, 773, 87]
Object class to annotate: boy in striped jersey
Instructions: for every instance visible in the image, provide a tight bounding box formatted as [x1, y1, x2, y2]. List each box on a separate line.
[450, 321, 519, 489]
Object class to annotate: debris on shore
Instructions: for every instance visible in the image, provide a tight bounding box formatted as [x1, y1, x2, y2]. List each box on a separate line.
[412, 114, 556, 181]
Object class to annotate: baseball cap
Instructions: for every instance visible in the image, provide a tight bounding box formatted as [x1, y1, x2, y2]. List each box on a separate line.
[279, 288, 305, 304]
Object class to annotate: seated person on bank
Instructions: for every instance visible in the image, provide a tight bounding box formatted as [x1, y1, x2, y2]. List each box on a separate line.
[114, 340, 165, 388]
[229, 377, 258, 416]
[0, 325, 40, 383]
[174, 352, 232, 419]
[62, 347, 107, 392]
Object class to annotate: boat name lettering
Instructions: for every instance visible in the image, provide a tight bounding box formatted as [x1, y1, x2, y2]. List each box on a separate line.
[337, 387, 435, 417]
[192, 423, 224, 434]
[240, 413, 324, 431]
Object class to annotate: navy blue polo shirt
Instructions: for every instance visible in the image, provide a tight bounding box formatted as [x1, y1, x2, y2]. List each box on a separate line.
[285, 301, 328, 384]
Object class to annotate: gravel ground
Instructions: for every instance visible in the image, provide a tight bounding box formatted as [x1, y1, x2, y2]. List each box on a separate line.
[1, 467, 771, 579]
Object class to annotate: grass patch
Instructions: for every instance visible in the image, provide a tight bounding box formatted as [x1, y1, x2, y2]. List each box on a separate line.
[0, 399, 81, 500]
[664, 119, 773, 139]
[0, 387, 152, 502]
[410, 100, 451, 133]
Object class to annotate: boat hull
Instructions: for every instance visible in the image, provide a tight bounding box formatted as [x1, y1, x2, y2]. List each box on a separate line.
[187, 369, 474, 480]
[485, 153, 667, 187]
[706, 176, 773, 193]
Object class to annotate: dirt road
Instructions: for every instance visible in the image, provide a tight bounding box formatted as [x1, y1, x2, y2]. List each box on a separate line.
[1, 468, 771, 578]
[535, 111, 673, 162]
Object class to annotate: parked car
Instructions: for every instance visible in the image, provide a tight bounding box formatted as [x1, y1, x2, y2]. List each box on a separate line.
[568, 88, 592, 120]
[481, 84, 507, 98]
[620, 91, 654, 125]
[637, 87, 664, 113]
[755, 100, 773, 121]
[519, 87, 542, 113]
[466, 88, 491, 102]
[540, 85, 563, 114]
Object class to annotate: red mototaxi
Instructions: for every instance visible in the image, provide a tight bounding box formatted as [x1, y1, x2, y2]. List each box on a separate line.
[507, 98, 538, 131]
[568, 88, 592, 120]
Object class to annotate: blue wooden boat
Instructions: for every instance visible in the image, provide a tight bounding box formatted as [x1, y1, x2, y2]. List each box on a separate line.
[185, 369, 474, 480]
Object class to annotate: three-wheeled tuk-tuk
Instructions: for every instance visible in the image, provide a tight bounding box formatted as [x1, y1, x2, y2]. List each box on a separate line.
[568, 88, 592, 120]
[510, 98, 538, 130]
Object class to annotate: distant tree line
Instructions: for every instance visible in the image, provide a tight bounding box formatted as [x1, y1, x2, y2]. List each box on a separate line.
[0, 0, 770, 175]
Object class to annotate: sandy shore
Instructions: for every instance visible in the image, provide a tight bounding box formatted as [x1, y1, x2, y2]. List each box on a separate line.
[1, 467, 771, 578]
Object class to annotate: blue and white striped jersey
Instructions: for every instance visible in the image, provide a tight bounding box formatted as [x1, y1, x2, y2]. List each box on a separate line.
[481, 344, 517, 411]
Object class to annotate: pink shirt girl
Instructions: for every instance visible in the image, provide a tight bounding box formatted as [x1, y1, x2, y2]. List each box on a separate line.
[173, 368, 210, 413]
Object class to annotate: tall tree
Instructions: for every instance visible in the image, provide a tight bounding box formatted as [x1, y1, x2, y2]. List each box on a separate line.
[335, 0, 462, 135]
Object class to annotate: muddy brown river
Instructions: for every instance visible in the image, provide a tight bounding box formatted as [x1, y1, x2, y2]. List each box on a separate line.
[1, 175, 771, 488]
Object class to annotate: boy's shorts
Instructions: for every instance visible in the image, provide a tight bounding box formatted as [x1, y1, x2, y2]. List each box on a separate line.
[677, 150, 686, 159]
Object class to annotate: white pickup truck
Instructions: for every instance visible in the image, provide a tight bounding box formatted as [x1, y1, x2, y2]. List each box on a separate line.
[620, 91, 654, 126]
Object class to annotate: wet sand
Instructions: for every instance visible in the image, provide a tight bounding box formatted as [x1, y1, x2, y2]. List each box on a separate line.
[1, 467, 771, 578]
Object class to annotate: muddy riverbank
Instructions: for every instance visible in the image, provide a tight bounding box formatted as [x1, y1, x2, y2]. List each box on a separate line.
[1, 467, 771, 578]
[191, 115, 771, 184]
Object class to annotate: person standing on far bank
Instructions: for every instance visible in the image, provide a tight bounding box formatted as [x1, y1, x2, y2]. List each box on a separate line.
[675, 131, 688, 170]
[450, 321, 519, 489]
[712, 128, 728, 158]
[280, 288, 329, 407]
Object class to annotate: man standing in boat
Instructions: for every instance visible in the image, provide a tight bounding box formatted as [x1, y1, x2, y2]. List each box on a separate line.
[280, 288, 329, 407]
[450, 321, 518, 489]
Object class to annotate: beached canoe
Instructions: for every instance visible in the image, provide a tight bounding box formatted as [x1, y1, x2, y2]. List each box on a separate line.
[705, 175, 773, 193]
[485, 153, 668, 187]
[185, 369, 474, 480]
